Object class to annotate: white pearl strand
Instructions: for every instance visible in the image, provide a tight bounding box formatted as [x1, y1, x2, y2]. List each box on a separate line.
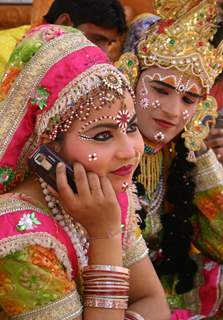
[39, 178, 89, 269]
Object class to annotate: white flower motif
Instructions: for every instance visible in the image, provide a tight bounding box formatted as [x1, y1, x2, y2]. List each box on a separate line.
[16, 213, 41, 232]
[88, 153, 98, 161]
[203, 261, 217, 271]
[116, 110, 131, 133]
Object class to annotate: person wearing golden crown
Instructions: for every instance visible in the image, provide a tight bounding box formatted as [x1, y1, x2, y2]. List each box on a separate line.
[117, 0, 223, 318]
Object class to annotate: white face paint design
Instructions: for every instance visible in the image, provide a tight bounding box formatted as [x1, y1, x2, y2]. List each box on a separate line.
[88, 153, 98, 161]
[154, 131, 165, 142]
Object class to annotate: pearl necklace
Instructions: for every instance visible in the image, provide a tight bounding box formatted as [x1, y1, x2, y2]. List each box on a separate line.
[39, 178, 89, 269]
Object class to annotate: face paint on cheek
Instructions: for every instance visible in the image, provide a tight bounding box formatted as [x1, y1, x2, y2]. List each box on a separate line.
[139, 89, 151, 109]
[151, 99, 161, 109]
[182, 109, 190, 122]
[88, 153, 98, 161]
[154, 131, 165, 142]
[122, 182, 129, 192]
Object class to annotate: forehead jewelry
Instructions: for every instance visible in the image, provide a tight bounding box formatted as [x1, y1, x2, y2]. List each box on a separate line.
[122, 182, 129, 192]
[88, 153, 98, 161]
[182, 109, 190, 122]
[154, 131, 165, 142]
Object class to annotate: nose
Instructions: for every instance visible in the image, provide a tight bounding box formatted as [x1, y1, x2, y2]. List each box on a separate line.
[115, 134, 137, 160]
[160, 94, 182, 119]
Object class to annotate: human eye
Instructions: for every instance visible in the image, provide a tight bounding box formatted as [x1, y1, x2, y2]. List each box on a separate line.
[151, 86, 169, 95]
[182, 95, 196, 105]
[126, 122, 138, 133]
[93, 131, 113, 141]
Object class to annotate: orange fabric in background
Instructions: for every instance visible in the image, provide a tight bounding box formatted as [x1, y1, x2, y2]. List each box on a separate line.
[122, 0, 154, 17]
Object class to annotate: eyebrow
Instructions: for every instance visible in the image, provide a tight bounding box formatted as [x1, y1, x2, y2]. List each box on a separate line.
[151, 80, 203, 98]
[85, 113, 137, 132]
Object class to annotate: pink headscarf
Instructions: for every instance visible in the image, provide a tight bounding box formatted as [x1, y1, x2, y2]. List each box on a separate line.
[0, 24, 131, 192]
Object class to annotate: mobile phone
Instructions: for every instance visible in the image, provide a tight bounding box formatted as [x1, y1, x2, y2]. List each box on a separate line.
[28, 144, 77, 193]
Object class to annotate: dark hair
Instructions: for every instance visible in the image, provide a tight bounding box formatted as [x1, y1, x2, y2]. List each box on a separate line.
[134, 137, 198, 294]
[44, 0, 127, 34]
[157, 137, 198, 294]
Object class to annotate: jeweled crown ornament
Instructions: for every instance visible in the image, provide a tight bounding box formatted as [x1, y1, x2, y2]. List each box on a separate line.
[138, 0, 223, 93]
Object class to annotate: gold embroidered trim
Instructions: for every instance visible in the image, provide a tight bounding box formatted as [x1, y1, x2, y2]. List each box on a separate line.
[0, 232, 73, 279]
[124, 236, 148, 268]
[0, 197, 49, 217]
[194, 149, 223, 192]
[0, 32, 91, 159]
[12, 290, 82, 320]
[123, 184, 139, 252]
[122, 185, 148, 267]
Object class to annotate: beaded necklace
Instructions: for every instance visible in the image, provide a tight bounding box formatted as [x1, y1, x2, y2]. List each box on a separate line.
[137, 144, 163, 199]
[39, 178, 89, 270]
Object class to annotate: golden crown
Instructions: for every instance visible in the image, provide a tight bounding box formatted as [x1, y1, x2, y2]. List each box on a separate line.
[137, 0, 223, 93]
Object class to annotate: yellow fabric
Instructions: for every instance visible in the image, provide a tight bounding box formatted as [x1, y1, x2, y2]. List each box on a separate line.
[0, 25, 30, 78]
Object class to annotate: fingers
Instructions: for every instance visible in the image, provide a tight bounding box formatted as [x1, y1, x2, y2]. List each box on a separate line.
[56, 162, 76, 202]
[73, 163, 91, 200]
[87, 172, 103, 198]
[100, 175, 116, 198]
[209, 128, 223, 137]
[215, 148, 223, 161]
[206, 137, 223, 148]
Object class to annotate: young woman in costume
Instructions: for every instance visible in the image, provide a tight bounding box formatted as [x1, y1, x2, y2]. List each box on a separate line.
[0, 25, 170, 320]
[117, 0, 223, 318]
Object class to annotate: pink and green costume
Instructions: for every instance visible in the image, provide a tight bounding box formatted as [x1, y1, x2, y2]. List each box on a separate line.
[0, 25, 148, 319]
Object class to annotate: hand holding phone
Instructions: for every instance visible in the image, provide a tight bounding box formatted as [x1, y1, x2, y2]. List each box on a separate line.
[28, 144, 77, 193]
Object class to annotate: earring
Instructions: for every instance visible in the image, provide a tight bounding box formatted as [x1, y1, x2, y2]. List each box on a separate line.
[182, 109, 190, 122]
[181, 96, 218, 162]
[151, 100, 161, 109]
[154, 131, 165, 142]
[88, 153, 98, 161]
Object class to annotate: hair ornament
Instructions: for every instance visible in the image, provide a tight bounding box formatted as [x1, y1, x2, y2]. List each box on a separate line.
[137, 0, 223, 93]
[115, 52, 139, 88]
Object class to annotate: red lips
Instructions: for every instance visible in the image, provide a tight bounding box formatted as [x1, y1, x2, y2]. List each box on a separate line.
[111, 165, 134, 176]
[153, 118, 176, 129]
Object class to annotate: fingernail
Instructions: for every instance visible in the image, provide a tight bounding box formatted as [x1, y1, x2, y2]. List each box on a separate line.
[57, 162, 64, 169]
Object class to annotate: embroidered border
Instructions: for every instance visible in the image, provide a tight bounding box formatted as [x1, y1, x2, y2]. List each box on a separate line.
[12, 290, 82, 320]
[0, 32, 91, 159]
[124, 236, 148, 268]
[0, 232, 73, 279]
[0, 197, 49, 217]
[194, 149, 223, 192]
[123, 184, 148, 267]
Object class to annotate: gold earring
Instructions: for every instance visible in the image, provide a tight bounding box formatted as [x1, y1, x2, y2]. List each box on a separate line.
[181, 96, 218, 162]
[115, 52, 139, 89]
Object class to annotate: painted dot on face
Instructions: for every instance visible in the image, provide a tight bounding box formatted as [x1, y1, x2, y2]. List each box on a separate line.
[122, 182, 129, 192]
[88, 153, 98, 161]
[154, 131, 165, 142]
